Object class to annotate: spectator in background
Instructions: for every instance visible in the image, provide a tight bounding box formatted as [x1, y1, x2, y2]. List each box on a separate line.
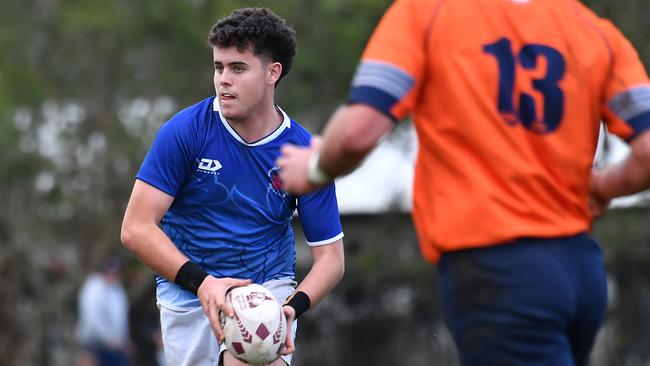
[76, 258, 130, 366]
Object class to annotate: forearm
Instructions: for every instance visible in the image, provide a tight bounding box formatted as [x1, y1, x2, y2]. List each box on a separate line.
[597, 158, 650, 200]
[277, 241, 343, 356]
[295, 241, 345, 307]
[596, 131, 650, 200]
[121, 222, 188, 282]
[318, 104, 393, 178]
[121, 180, 193, 282]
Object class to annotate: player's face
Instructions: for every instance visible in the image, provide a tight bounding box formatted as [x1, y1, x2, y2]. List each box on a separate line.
[213, 46, 278, 123]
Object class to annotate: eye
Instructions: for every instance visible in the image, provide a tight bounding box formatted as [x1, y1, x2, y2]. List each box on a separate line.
[214, 65, 224, 73]
[233, 66, 245, 73]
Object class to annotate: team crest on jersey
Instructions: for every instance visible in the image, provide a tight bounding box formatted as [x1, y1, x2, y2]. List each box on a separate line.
[267, 166, 287, 198]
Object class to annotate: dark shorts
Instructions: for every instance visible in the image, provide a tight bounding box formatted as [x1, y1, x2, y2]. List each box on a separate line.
[438, 233, 607, 366]
[83, 344, 130, 366]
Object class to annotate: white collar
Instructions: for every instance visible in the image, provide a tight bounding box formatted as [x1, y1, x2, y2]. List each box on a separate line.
[212, 97, 291, 146]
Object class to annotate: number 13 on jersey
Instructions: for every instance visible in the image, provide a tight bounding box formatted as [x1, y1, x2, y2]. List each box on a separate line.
[484, 37, 566, 134]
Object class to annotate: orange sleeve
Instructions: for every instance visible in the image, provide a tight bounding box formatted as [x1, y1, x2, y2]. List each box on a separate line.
[347, 0, 441, 121]
[598, 19, 650, 141]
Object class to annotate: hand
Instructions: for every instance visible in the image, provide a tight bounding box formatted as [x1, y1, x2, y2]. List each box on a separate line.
[280, 305, 296, 355]
[276, 137, 321, 195]
[197, 276, 251, 343]
[588, 170, 610, 220]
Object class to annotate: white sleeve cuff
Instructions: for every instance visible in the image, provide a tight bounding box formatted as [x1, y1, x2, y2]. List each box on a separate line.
[306, 232, 344, 246]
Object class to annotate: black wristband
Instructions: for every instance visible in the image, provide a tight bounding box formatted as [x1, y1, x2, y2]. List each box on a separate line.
[284, 291, 311, 318]
[174, 261, 208, 295]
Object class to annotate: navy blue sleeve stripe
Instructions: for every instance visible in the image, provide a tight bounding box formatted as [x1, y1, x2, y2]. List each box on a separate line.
[347, 85, 399, 122]
[627, 110, 650, 139]
[351, 61, 415, 100]
[608, 86, 650, 123]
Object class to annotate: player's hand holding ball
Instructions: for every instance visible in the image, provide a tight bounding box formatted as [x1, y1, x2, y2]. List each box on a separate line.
[220, 284, 287, 365]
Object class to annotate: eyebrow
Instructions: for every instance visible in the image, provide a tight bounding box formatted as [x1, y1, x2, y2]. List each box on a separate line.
[213, 61, 248, 67]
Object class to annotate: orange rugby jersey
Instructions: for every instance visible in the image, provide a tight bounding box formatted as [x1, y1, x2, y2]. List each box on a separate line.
[347, 0, 650, 262]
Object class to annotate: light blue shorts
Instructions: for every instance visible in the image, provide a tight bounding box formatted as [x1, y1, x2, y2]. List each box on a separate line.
[158, 278, 298, 366]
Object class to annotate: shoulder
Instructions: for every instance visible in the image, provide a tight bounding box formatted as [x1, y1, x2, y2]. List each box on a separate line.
[564, 0, 626, 45]
[156, 97, 216, 143]
[165, 97, 215, 129]
[282, 116, 314, 147]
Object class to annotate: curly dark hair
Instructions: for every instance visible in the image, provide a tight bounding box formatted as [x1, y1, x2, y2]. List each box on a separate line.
[208, 8, 296, 85]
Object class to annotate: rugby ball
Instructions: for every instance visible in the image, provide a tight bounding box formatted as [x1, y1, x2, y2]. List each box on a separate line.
[221, 284, 287, 365]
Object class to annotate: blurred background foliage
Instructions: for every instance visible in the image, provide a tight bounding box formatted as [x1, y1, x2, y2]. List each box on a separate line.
[0, 0, 648, 365]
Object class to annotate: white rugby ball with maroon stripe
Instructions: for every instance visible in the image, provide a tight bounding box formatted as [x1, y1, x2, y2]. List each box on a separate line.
[221, 283, 287, 365]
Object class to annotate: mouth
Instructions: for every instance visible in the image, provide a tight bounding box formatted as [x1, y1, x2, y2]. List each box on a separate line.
[219, 92, 236, 101]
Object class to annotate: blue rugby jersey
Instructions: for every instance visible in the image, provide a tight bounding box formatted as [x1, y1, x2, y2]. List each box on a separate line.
[137, 97, 343, 308]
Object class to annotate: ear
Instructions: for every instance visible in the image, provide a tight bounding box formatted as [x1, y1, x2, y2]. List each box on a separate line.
[267, 62, 283, 85]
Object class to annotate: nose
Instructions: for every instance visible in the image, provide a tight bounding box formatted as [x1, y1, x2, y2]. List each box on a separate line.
[217, 69, 233, 86]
